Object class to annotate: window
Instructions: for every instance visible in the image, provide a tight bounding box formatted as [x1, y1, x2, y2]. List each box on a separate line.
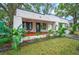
[23, 22, 32, 30]
[41, 23, 47, 30]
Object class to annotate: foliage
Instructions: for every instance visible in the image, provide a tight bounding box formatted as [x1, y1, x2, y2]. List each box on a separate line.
[70, 23, 79, 34]
[0, 3, 23, 27]
[54, 23, 67, 37]
[12, 27, 26, 50]
[21, 3, 53, 14]
[0, 9, 7, 20]
[55, 3, 79, 24]
[0, 38, 11, 44]
[0, 21, 12, 45]
[22, 3, 33, 12]
[57, 27, 67, 37]
[42, 3, 53, 14]
[0, 20, 26, 50]
[47, 29, 54, 39]
[72, 24, 79, 31]
[48, 29, 53, 34]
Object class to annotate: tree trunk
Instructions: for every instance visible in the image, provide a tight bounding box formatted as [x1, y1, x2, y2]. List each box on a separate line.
[73, 18, 77, 25]
[7, 9, 16, 28]
[73, 12, 77, 31]
[73, 12, 77, 24]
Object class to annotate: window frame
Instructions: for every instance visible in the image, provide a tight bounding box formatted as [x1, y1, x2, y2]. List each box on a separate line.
[41, 23, 47, 30]
[23, 22, 32, 30]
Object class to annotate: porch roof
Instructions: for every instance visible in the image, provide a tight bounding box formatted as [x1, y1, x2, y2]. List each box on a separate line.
[16, 9, 69, 23]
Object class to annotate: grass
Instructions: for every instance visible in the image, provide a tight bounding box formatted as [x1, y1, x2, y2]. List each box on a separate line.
[0, 37, 79, 55]
[74, 31, 79, 35]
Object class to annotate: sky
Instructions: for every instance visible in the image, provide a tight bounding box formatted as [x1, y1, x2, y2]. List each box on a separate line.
[66, 16, 73, 21]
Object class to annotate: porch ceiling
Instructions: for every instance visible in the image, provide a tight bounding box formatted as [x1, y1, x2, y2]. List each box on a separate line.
[22, 18, 55, 23]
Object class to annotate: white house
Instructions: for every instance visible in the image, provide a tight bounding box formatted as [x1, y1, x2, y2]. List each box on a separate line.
[13, 9, 69, 41]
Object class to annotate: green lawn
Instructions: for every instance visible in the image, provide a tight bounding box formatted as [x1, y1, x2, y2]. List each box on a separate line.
[74, 31, 79, 35]
[0, 37, 79, 55]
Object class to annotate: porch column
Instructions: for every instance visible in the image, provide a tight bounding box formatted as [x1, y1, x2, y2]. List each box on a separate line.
[32, 22, 36, 32]
[13, 16, 22, 29]
[55, 22, 59, 30]
[48, 23, 52, 30]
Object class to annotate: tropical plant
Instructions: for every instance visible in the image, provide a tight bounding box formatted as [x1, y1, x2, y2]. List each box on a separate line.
[12, 28, 26, 50]
[54, 23, 67, 37]
[0, 20, 26, 50]
[57, 27, 67, 37]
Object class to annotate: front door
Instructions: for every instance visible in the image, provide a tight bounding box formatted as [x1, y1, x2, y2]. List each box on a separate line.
[36, 23, 40, 32]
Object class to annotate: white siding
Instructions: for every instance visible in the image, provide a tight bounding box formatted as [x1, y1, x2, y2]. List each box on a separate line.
[13, 16, 22, 29]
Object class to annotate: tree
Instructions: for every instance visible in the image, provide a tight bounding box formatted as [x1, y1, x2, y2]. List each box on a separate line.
[22, 3, 33, 12]
[0, 3, 23, 27]
[55, 3, 79, 24]
[42, 3, 53, 14]
[23, 3, 53, 14]
[0, 8, 7, 20]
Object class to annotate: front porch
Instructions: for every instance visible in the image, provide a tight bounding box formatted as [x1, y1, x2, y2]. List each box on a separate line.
[22, 18, 56, 36]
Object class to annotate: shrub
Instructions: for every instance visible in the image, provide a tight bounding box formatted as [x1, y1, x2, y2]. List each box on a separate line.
[71, 24, 79, 34]
[47, 29, 54, 39]
[12, 28, 26, 50]
[57, 27, 67, 37]
[0, 21, 12, 45]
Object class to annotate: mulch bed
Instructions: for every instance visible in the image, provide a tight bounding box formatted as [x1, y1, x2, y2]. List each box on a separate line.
[0, 43, 12, 52]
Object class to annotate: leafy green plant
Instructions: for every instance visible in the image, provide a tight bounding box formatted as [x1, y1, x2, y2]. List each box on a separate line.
[47, 29, 54, 39]
[0, 21, 12, 45]
[54, 23, 67, 37]
[0, 20, 26, 50]
[72, 24, 79, 33]
[69, 24, 79, 34]
[12, 28, 26, 50]
[57, 27, 66, 37]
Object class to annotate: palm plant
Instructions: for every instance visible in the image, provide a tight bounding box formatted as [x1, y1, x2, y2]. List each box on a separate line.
[0, 20, 26, 50]
[12, 25, 26, 50]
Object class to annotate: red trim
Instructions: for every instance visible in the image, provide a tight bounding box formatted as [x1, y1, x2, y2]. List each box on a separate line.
[24, 32, 48, 36]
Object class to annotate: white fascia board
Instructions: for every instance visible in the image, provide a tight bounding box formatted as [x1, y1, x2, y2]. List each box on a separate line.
[16, 9, 68, 23]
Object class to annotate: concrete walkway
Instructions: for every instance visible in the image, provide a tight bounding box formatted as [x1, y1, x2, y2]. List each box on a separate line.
[66, 34, 79, 40]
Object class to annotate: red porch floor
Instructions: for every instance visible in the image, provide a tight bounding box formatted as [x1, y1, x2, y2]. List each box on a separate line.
[24, 32, 48, 36]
